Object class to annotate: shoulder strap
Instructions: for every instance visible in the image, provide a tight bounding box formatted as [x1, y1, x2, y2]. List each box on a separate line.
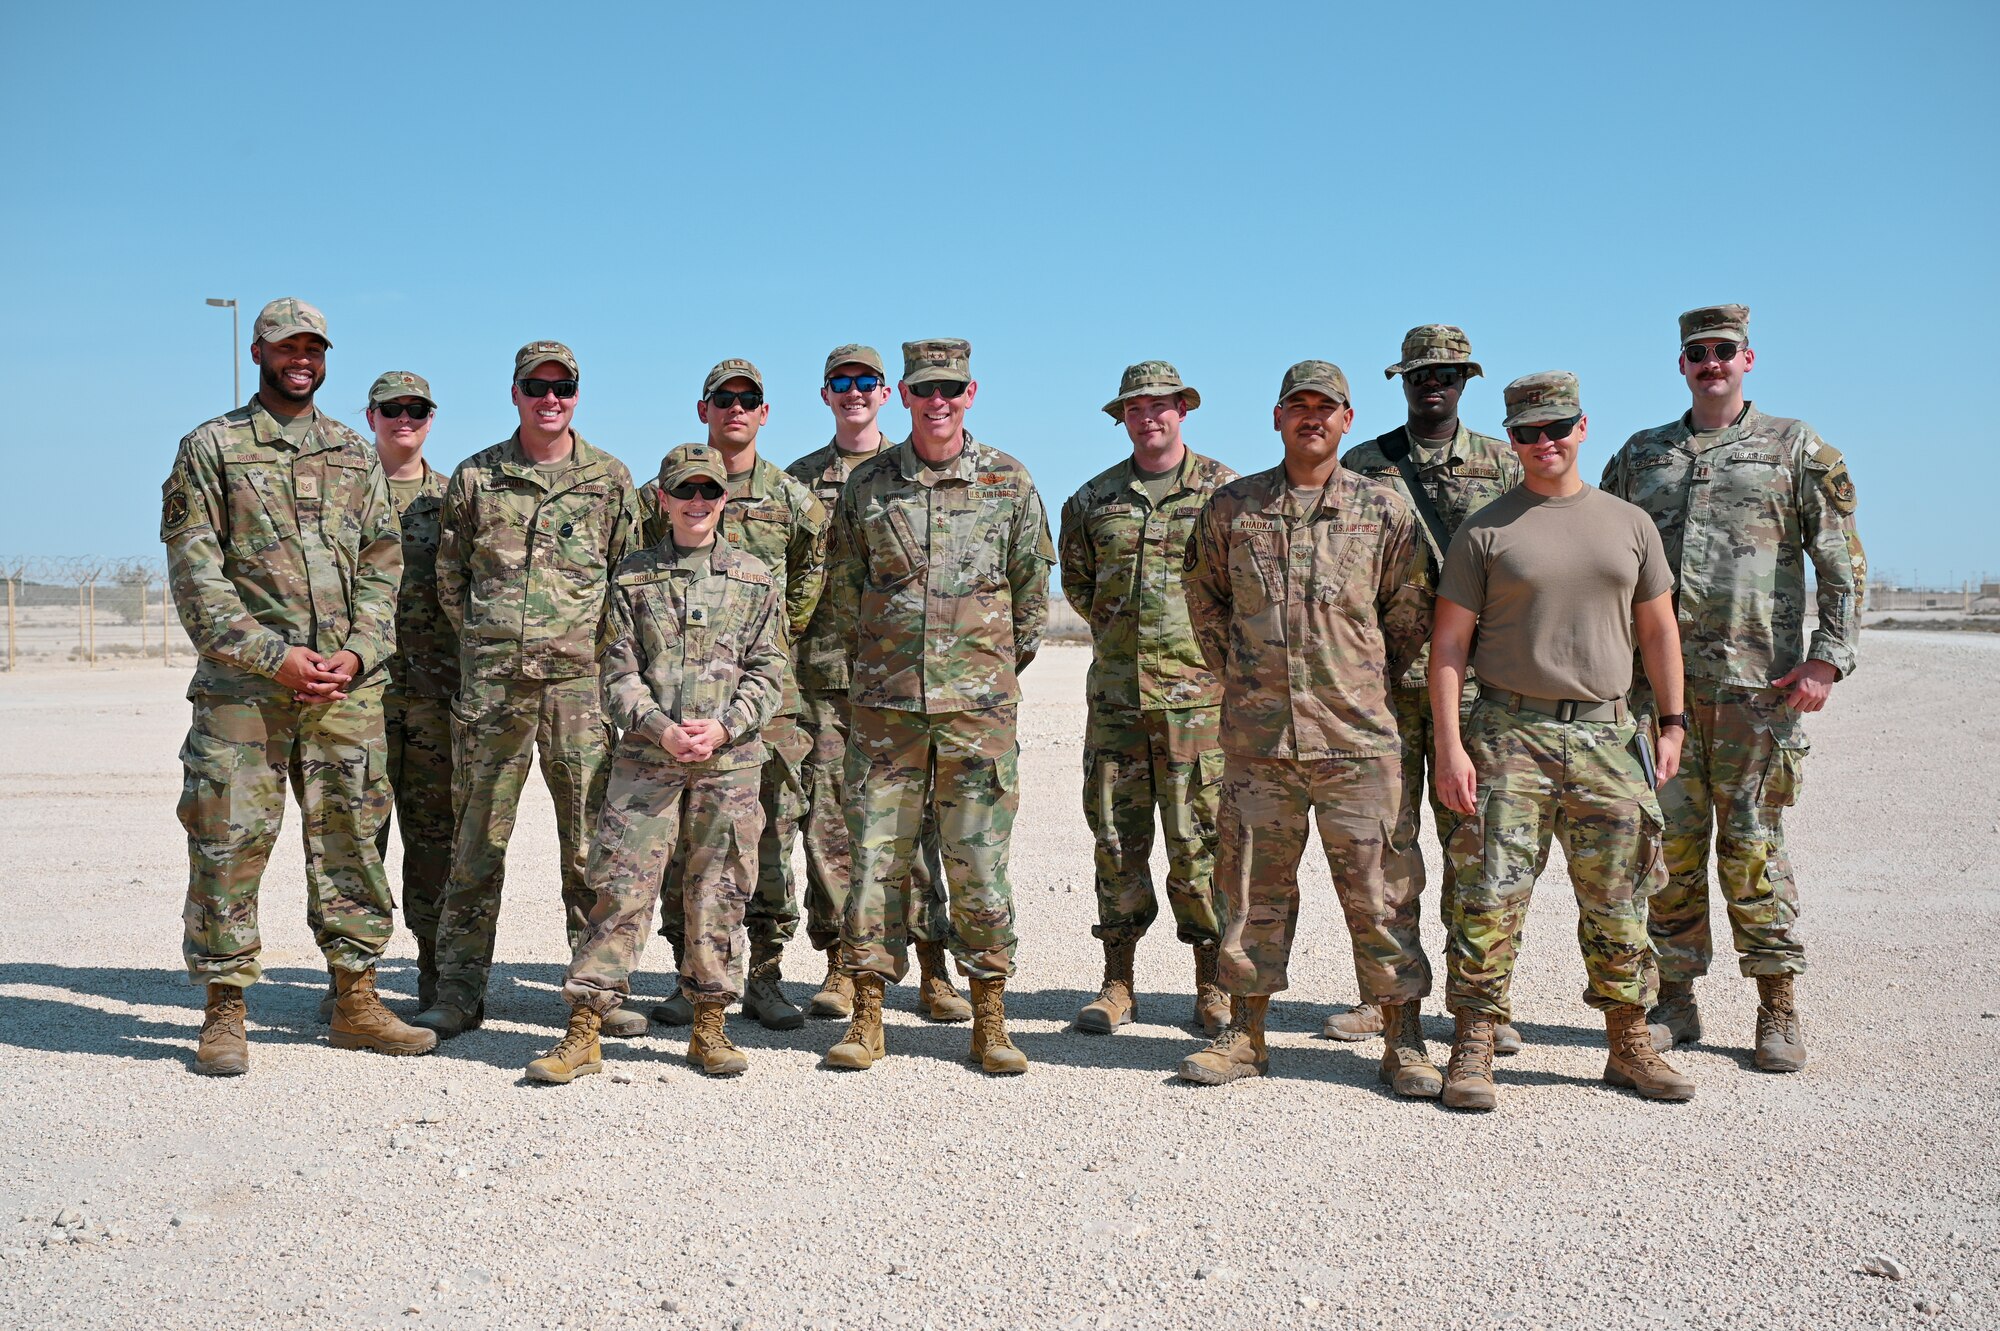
[1380, 430, 1454, 557]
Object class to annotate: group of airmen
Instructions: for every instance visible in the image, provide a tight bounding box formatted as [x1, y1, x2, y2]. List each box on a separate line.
[162, 296, 1863, 1109]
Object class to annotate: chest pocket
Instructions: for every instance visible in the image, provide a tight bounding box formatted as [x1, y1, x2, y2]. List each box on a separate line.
[730, 503, 794, 570]
[224, 460, 291, 558]
[1226, 519, 1283, 614]
[631, 580, 685, 662]
[402, 499, 442, 556]
[865, 497, 927, 589]
[545, 484, 610, 565]
[1086, 503, 1143, 567]
[942, 487, 1012, 593]
[1313, 523, 1375, 624]
[318, 452, 372, 545]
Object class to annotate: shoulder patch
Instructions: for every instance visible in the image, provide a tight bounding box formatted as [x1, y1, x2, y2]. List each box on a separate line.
[160, 476, 196, 540]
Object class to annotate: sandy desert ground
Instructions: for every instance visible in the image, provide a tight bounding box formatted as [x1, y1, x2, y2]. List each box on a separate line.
[1, 636, 1996, 1330]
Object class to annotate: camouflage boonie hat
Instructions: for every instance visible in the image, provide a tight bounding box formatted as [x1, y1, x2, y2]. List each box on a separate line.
[1679, 303, 1750, 346]
[902, 338, 972, 386]
[823, 344, 886, 379]
[658, 443, 730, 490]
[1501, 371, 1582, 428]
[367, 370, 434, 406]
[253, 297, 330, 346]
[703, 358, 765, 396]
[515, 340, 579, 379]
[1277, 360, 1350, 405]
[1101, 360, 1200, 420]
[1384, 324, 1483, 380]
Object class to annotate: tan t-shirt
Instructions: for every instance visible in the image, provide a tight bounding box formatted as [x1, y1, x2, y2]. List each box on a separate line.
[1438, 483, 1672, 703]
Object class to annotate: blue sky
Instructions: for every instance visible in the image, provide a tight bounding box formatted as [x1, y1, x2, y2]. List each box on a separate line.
[4, 3, 1993, 588]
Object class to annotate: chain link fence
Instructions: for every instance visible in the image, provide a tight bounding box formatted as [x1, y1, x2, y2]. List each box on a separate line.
[1, 556, 188, 671]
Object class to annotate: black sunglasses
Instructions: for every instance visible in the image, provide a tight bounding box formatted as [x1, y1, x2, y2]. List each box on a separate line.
[827, 374, 883, 394]
[667, 480, 726, 501]
[707, 389, 765, 410]
[518, 378, 579, 399]
[1509, 414, 1582, 446]
[1406, 366, 1469, 387]
[907, 381, 968, 400]
[375, 402, 432, 420]
[1683, 341, 1741, 363]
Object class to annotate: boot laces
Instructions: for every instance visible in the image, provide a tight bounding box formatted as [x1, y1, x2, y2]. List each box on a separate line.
[550, 1013, 597, 1063]
[1449, 1022, 1494, 1080]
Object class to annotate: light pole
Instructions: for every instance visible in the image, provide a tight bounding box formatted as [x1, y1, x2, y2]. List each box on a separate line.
[205, 297, 239, 402]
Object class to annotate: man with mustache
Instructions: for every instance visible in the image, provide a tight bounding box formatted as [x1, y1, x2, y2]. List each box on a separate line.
[1601, 305, 1866, 1072]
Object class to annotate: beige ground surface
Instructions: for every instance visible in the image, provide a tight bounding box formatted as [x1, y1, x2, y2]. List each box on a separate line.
[1, 637, 1996, 1330]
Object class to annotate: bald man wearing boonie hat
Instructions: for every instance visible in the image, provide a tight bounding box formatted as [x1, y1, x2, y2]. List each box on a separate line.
[1601, 305, 1865, 1073]
[1059, 361, 1237, 1037]
[1177, 360, 1438, 1093]
[1326, 325, 1526, 1052]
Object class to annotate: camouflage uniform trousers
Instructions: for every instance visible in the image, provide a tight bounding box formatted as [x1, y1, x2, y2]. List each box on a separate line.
[1213, 752, 1428, 1000]
[433, 673, 611, 1007]
[1444, 703, 1664, 1020]
[1083, 703, 1224, 947]
[1634, 677, 1809, 981]
[563, 753, 762, 1011]
[177, 684, 394, 987]
[375, 691, 454, 947]
[840, 703, 1019, 982]
[657, 714, 810, 954]
[799, 686, 944, 953]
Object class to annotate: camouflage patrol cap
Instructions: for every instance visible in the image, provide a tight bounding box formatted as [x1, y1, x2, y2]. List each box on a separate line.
[1384, 324, 1483, 380]
[1101, 360, 1200, 420]
[1501, 371, 1582, 428]
[253, 297, 330, 346]
[515, 340, 580, 379]
[367, 370, 434, 406]
[657, 443, 731, 490]
[823, 344, 887, 379]
[1277, 360, 1350, 405]
[703, 358, 765, 396]
[1679, 303, 1750, 345]
[902, 338, 972, 386]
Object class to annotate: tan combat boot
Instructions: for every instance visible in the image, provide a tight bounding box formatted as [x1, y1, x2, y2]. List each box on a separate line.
[808, 946, 854, 1019]
[193, 982, 249, 1077]
[651, 940, 693, 1026]
[916, 939, 973, 1022]
[1077, 939, 1137, 1034]
[1493, 1020, 1525, 1056]
[526, 1006, 602, 1084]
[968, 976, 1029, 1075]
[331, 968, 439, 1056]
[1321, 1001, 1383, 1042]
[826, 972, 886, 1070]
[1753, 975, 1806, 1072]
[1603, 1004, 1696, 1100]
[742, 944, 804, 1031]
[600, 1003, 650, 1038]
[1178, 994, 1270, 1085]
[1192, 942, 1229, 1036]
[1648, 978, 1701, 1052]
[689, 1001, 749, 1077]
[1442, 1011, 1498, 1111]
[1377, 1000, 1443, 1099]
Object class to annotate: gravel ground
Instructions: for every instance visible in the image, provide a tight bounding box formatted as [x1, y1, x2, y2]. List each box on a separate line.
[1, 636, 1996, 1330]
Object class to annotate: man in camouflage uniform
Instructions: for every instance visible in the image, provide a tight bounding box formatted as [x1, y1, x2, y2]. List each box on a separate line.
[529, 445, 787, 1083]
[162, 297, 436, 1074]
[1601, 305, 1865, 1073]
[786, 344, 962, 1024]
[636, 358, 828, 1032]
[363, 371, 456, 1010]
[823, 338, 1055, 1076]
[1327, 325, 1526, 1053]
[1059, 361, 1235, 1037]
[1178, 361, 1437, 1094]
[417, 341, 642, 1037]
[1432, 370, 1695, 1111]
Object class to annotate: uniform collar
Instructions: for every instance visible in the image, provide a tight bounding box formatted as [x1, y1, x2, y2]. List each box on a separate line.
[726, 453, 779, 501]
[247, 397, 326, 453]
[499, 430, 604, 484]
[1676, 402, 1757, 452]
[817, 436, 887, 482]
[894, 432, 980, 485]
[1402, 421, 1469, 468]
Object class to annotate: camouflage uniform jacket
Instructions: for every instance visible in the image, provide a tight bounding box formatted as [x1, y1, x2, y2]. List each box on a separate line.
[825, 433, 1056, 714]
[639, 453, 825, 718]
[1183, 463, 1432, 761]
[160, 398, 401, 701]
[436, 432, 641, 682]
[601, 539, 786, 773]
[785, 438, 883, 694]
[1058, 450, 1237, 711]
[1342, 423, 1519, 689]
[1601, 404, 1864, 687]
[383, 463, 458, 699]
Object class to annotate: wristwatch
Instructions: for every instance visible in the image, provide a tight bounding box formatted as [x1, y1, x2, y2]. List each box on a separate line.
[1654, 712, 1690, 730]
